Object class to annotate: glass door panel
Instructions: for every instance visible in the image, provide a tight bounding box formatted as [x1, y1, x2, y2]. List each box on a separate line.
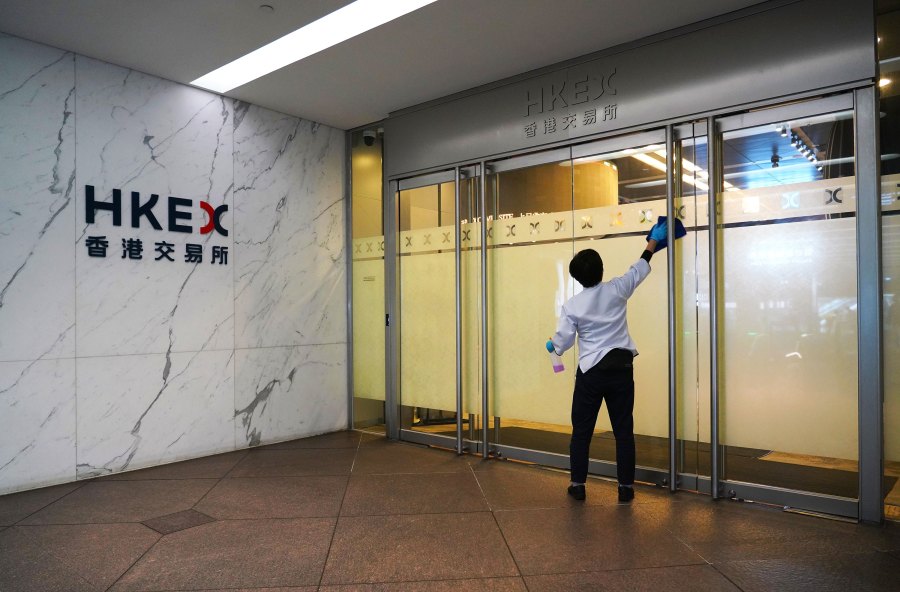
[571, 138, 670, 474]
[485, 149, 576, 454]
[879, 19, 900, 517]
[397, 175, 458, 439]
[717, 107, 859, 498]
[674, 126, 712, 488]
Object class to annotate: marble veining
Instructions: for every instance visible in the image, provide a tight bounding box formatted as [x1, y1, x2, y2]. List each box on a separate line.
[233, 103, 346, 349]
[0, 359, 76, 494]
[76, 350, 235, 478]
[235, 344, 347, 447]
[0, 34, 76, 362]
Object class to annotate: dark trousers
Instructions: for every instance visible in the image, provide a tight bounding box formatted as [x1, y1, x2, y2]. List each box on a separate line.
[569, 349, 635, 485]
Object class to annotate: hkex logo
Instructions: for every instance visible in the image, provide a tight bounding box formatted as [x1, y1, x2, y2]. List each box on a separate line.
[84, 185, 228, 236]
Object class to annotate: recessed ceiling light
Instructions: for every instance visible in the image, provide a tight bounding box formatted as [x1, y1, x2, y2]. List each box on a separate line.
[192, 0, 439, 93]
[259, 4, 274, 13]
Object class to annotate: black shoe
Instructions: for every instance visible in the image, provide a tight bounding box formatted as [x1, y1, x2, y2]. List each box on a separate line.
[618, 485, 634, 502]
[567, 484, 586, 501]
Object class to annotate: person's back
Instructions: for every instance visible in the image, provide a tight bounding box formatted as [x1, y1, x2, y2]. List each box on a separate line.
[559, 258, 649, 373]
[547, 220, 669, 502]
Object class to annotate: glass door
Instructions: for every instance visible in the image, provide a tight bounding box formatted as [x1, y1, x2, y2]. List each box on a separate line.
[483, 130, 674, 484]
[712, 96, 860, 508]
[393, 168, 481, 450]
[673, 123, 712, 491]
[395, 171, 458, 444]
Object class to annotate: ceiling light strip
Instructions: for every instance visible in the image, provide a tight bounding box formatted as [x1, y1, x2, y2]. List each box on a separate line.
[191, 0, 439, 93]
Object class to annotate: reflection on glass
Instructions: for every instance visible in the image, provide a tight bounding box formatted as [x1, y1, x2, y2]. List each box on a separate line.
[719, 110, 859, 498]
[351, 129, 386, 432]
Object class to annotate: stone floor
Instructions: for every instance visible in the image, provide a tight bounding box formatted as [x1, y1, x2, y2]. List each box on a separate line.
[1, 430, 899, 592]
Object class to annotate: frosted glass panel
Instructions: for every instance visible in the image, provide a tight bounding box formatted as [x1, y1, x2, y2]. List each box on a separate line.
[352, 253, 385, 401]
[719, 110, 858, 498]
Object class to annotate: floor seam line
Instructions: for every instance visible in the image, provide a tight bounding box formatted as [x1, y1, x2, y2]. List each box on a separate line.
[11, 481, 90, 526]
[319, 441, 356, 588]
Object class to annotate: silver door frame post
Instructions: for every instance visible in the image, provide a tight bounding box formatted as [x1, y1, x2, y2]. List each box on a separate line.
[385, 179, 400, 440]
[345, 132, 355, 430]
[665, 124, 677, 492]
[854, 85, 883, 524]
[707, 116, 721, 500]
[480, 161, 490, 458]
[455, 167, 463, 454]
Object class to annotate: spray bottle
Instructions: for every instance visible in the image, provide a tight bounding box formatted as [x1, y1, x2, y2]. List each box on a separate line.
[546, 339, 565, 373]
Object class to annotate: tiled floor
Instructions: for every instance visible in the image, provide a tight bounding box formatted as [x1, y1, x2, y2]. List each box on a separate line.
[1, 431, 899, 591]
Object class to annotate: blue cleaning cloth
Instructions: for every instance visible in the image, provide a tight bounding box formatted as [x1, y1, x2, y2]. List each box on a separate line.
[646, 216, 686, 251]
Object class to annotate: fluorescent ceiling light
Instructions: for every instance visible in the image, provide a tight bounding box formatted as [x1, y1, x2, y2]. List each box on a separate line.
[192, 0, 439, 93]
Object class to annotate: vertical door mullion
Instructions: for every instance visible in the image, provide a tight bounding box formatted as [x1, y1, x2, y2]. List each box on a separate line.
[480, 162, 489, 458]
[455, 167, 463, 454]
[385, 179, 400, 440]
[708, 116, 721, 500]
[854, 85, 883, 524]
[666, 124, 677, 492]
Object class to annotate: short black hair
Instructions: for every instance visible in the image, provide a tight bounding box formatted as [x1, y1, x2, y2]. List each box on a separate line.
[569, 249, 603, 288]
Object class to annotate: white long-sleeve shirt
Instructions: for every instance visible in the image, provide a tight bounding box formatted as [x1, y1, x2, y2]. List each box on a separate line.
[550, 258, 651, 373]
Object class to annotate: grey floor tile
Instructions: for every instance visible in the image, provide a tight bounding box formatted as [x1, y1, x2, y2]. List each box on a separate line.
[142, 509, 217, 534]
[111, 518, 336, 591]
[170, 588, 317, 591]
[262, 430, 363, 449]
[715, 551, 900, 592]
[0, 483, 83, 525]
[19, 479, 216, 524]
[341, 472, 488, 516]
[472, 461, 669, 510]
[321, 578, 528, 591]
[321, 513, 519, 585]
[101, 450, 248, 480]
[352, 441, 473, 475]
[495, 505, 704, 575]
[688, 535, 879, 563]
[0, 527, 95, 592]
[524, 565, 741, 591]
[647, 498, 861, 547]
[853, 521, 900, 551]
[196, 476, 348, 519]
[15, 523, 161, 589]
[228, 448, 356, 477]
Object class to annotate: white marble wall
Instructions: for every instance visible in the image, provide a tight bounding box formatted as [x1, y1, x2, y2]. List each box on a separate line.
[0, 33, 347, 494]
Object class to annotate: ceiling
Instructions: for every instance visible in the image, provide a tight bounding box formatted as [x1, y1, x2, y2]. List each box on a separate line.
[0, 0, 767, 130]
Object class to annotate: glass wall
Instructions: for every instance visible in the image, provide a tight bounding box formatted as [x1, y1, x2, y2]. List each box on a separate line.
[350, 129, 386, 432]
[717, 108, 859, 498]
[878, 3, 900, 520]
